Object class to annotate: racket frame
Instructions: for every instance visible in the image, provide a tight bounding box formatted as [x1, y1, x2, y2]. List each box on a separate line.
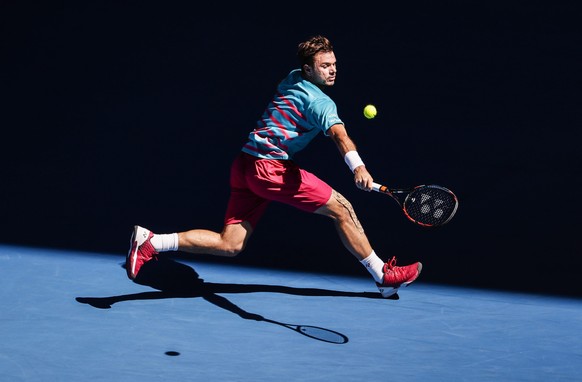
[371, 182, 458, 227]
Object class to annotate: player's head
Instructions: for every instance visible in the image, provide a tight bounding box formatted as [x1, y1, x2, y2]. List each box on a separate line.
[297, 35, 336, 88]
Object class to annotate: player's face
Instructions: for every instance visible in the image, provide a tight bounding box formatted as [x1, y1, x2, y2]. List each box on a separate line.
[305, 51, 337, 87]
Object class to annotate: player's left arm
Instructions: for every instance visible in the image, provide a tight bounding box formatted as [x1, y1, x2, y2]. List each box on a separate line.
[328, 123, 373, 191]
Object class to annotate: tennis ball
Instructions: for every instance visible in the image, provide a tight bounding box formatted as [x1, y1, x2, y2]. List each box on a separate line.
[363, 104, 377, 119]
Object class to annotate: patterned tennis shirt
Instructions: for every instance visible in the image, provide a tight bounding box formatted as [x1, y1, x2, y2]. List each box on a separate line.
[242, 69, 344, 160]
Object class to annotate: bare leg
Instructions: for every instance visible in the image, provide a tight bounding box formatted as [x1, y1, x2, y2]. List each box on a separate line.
[314, 189, 373, 261]
[177, 221, 253, 257]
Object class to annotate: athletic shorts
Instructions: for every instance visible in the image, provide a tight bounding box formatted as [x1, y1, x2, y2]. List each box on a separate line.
[224, 152, 333, 229]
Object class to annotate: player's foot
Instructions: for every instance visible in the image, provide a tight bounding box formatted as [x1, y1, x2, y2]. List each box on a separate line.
[126, 225, 158, 280]
[376, 256, 422, 298]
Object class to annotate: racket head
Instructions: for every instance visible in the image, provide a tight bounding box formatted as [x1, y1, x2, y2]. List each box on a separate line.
[402, 185, 458, 227]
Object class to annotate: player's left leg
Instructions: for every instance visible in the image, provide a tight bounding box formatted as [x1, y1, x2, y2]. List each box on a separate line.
[126, 222, 254, 280]
[126, 152, 266, 280]
[177, 221, 253, 257]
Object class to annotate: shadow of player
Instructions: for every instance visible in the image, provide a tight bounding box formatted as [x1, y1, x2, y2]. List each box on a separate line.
[76, 257, 397, 343]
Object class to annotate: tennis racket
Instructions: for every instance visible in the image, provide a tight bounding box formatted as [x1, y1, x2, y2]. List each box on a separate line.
[372, 182, 458, 227]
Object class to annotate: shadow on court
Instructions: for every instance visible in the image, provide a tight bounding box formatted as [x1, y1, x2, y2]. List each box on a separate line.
[3, 245, 580, 380]
[76, 258, 396, 344]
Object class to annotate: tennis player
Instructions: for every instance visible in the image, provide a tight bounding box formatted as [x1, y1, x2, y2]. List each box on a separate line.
[127, 35, 421, 298]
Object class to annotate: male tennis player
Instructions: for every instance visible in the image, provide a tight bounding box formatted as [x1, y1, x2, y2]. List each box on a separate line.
[127, 35, 421, 298]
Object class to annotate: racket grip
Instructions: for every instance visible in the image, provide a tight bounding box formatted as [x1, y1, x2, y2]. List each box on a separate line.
[372, 182, 393, 194]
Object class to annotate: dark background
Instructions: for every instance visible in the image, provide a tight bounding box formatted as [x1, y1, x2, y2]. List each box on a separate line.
[2, 2, 580, 297]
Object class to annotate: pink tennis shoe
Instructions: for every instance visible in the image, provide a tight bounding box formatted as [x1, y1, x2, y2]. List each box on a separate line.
[376, 256, 422, 298]
[126, 225, 158, 280]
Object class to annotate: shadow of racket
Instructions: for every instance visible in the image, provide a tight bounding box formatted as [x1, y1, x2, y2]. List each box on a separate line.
[260, 318, 348, 344]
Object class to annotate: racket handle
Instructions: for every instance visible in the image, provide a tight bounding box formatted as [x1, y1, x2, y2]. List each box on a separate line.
[371, 182, 384, 193]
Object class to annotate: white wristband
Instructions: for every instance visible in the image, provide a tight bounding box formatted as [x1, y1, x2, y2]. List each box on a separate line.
[344, 151, 365, 173]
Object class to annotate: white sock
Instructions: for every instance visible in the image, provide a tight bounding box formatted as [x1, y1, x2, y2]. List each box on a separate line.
[150, 233, 179, 252]
[360, 251, 385, 283]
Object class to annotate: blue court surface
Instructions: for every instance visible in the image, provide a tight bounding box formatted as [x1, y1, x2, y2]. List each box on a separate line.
[1, 244, 581, 382]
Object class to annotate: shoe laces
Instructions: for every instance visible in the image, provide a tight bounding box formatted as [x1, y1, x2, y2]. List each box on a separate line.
[384, 256, 412, 278]
[385, 256, 398, 270]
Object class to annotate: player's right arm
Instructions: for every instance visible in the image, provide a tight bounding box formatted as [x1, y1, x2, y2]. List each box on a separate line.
[328, 123, 373, 191]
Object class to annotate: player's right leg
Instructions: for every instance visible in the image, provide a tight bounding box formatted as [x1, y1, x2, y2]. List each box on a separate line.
[315, 189, 422, 298]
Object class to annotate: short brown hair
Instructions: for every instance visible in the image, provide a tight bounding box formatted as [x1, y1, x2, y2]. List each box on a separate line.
[297, 35, 334, 67]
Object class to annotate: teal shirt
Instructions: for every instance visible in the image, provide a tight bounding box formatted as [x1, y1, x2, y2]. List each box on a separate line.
[242, 69, 344, 159]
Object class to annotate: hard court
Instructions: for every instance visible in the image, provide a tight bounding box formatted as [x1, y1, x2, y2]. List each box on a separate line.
[1, 244, 581, 381]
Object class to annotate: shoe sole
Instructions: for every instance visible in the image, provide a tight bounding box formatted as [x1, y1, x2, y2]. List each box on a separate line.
[378, 286, 400, 298]
[378, 262, 423, 298]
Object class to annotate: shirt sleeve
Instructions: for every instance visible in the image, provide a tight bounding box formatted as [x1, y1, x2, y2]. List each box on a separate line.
[308, 97, 344, 136]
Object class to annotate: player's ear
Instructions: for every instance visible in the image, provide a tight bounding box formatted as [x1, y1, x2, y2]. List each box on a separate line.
[303, 64, 311, 73]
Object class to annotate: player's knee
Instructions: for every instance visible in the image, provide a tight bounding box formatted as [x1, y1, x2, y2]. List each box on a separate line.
[338, 203, 356, 221]
[221, 241, 246, 257]
[333, 197, 355, 221]
[218, 223, 251, 257]
[319, 191, 356, 222]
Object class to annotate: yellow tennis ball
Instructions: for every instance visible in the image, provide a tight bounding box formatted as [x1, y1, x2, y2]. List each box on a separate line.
[363, 104, 377, 119]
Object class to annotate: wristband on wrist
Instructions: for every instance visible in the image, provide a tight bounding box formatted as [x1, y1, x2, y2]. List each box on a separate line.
[344, 151, 365, 173]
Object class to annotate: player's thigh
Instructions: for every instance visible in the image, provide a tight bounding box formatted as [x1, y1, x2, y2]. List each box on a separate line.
[250, 160, 332, 213]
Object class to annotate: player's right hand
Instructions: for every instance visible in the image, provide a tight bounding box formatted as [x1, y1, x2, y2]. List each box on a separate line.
[353, 166, 373, 191]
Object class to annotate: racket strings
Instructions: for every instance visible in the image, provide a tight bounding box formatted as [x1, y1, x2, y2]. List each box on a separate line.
[403, 186, 458, 226]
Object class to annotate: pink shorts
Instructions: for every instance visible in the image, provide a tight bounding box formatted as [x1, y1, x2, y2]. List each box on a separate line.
[224, 152, 333, 229]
